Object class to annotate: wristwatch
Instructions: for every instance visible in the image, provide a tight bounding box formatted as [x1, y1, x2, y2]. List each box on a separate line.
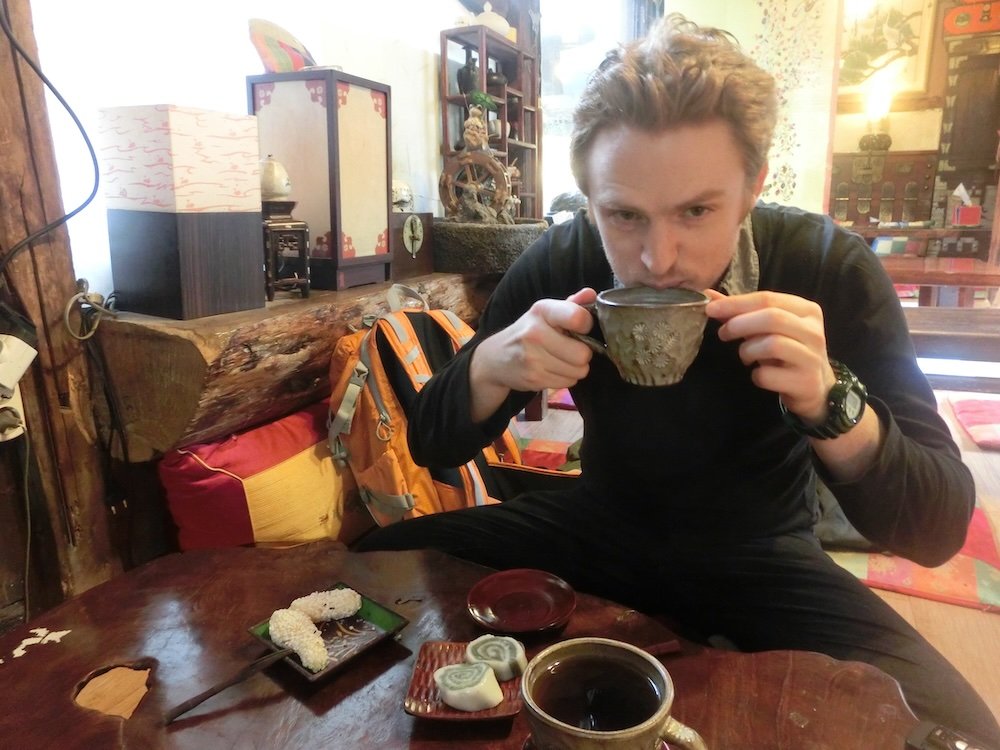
[780, 360, 868, 439]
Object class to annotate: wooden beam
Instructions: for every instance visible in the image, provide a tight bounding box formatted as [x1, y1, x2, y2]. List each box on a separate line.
[95, 273, 499, 461]
[0, 0, 118, 598]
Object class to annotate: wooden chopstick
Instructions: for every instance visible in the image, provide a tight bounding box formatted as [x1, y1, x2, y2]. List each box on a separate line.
[163, 647, 294, 724]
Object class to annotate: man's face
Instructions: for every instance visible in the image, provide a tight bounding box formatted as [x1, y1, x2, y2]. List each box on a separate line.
[585, 120, 765, 291]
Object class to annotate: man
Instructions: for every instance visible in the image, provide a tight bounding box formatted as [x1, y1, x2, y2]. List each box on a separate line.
[357, 14, 1000, 744]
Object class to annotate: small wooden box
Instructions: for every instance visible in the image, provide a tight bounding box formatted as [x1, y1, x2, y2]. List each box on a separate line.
[390, 212, 434, 281]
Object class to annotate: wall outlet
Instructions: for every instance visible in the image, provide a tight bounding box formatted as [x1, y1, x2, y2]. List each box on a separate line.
[0, 383, 26, 441]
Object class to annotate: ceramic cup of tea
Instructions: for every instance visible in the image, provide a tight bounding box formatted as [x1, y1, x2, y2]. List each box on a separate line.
[520, 637, 707, 750]
[568, 287, 709, 386]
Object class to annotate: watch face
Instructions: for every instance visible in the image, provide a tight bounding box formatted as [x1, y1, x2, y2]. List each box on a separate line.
[844, 388, 864, 421]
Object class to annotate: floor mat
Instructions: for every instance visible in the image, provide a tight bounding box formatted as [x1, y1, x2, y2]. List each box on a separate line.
[949, 398, 1000, 450]
[827, 506, 1000, 612]
[547, 388, 576, 410]
[517, 438, 572, 470]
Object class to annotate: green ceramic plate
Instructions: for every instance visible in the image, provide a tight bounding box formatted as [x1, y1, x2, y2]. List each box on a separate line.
[249, 582, 409, 682]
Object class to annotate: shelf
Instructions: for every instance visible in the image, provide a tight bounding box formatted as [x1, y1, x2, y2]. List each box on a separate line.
[850, 226, 990, 238]
[441, 25, 525, 61]
[440, 22, 542, 219]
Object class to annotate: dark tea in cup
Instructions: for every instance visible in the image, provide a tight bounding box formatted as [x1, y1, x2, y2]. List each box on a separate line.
[532, 654, 661, 731]
[521, 637, 707, 750]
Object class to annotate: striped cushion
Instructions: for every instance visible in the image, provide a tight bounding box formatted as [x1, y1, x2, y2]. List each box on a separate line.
[158, 399, 373, 550]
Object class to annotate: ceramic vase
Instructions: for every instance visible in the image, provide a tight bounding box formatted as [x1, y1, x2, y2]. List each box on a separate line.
[457, 58, 478, 94]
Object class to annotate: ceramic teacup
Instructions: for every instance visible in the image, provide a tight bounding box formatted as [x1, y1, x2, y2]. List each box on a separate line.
[521, 637, 707, 750]
[569, 287, 709, 386]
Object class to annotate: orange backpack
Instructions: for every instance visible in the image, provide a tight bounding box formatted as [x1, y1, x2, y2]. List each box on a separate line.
[327, 306, 531, 528]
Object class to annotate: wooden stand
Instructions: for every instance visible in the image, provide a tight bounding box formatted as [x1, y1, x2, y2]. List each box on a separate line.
[262, 200, 310, 301]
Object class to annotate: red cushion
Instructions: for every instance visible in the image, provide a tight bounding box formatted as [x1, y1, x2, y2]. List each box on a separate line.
[158, 399, 372, 550]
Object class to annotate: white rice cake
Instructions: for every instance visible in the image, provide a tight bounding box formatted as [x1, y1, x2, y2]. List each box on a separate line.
[433, 662, 504, 712]
[465, 634, 527, 681]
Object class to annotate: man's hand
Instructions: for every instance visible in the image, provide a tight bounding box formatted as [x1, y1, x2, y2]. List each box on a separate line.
[705, 289, 835, 425]
[705, 289, 882, 481]
[468, 288, 598, 423]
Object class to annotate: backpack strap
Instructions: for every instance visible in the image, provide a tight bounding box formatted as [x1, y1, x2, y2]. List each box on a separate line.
[428, 308, 474, 348]
[359, 486, 416, 518]
[328, 357, 369, 461]
[328, 323, 395, 461]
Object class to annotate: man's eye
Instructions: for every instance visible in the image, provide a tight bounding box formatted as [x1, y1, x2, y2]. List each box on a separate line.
[612, 210, 641, 222]
[685, 206, 709, 218]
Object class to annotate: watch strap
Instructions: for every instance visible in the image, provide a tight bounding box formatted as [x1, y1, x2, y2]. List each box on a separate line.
[780, 360, 868, 440]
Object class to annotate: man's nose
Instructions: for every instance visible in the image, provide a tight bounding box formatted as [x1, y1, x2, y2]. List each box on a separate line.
[640, 223, 678, 276]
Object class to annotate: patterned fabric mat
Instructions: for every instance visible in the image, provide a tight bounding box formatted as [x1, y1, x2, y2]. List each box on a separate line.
[950, 398, 1000, 451]
[828, 507, 1000, 612]
[523, 389, 1000, 613]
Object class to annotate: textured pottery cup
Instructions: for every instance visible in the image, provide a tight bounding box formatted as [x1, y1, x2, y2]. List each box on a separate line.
[570, 287, 709, 386]
[520, 638, 707, 750]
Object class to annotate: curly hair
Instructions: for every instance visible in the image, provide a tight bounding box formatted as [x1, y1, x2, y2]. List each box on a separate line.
[570, 13, 778, 194]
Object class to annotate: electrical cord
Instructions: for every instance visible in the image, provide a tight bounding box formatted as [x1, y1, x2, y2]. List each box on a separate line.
[63, 280, 117, 340]
[0, 0, 100, 281]
[21, 431, 31, 620]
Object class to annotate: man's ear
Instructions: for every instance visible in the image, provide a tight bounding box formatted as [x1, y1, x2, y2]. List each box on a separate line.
[752, 162, 769, 199]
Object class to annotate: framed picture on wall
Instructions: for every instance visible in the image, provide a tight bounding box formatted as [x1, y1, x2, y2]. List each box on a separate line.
[838, 0, 937, 99]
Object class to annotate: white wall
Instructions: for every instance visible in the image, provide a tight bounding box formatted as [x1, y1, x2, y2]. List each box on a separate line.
[30, 1, 468, 295]
[664, 2, 841, 214]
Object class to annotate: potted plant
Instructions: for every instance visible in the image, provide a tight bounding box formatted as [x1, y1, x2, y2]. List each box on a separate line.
[465, 89, 497, 112]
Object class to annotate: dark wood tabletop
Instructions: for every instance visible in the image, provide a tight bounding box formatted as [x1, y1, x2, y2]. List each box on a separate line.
[0, 541, 920, 749]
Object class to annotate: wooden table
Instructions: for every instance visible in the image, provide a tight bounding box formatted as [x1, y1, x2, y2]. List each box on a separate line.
[879, 256, 1000, 307]
[0, 542, 920, 749]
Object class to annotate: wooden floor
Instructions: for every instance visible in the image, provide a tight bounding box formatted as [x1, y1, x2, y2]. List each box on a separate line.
[881, 391, 1000, 725]
[514, 389, 1000, 724]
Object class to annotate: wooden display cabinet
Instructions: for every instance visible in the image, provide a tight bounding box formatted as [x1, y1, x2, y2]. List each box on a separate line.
[439, 25, 542, 219]
[829, 150, 938, 227]
[248, 70, 393, 291]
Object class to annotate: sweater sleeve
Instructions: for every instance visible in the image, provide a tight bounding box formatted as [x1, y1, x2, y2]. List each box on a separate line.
[821, 394, 974, 566]
[406, 212, 609, 469]
[761, 208, 975, 566]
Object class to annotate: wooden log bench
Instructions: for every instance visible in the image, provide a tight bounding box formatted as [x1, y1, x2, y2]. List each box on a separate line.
[94, 273, 499, 462]
[903, 307, 1000, 393]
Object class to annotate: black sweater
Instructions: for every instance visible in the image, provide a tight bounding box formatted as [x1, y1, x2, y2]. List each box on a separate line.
[409, 205, 975, 566]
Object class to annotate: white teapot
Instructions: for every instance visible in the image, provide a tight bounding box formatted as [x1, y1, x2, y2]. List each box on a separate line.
[260, 155, 292, 200]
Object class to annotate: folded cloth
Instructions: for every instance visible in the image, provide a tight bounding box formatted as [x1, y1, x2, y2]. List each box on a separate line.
[949, 398, 1000, 450]
[547, 388, 576, 410]
[518, 438, 571, 470]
